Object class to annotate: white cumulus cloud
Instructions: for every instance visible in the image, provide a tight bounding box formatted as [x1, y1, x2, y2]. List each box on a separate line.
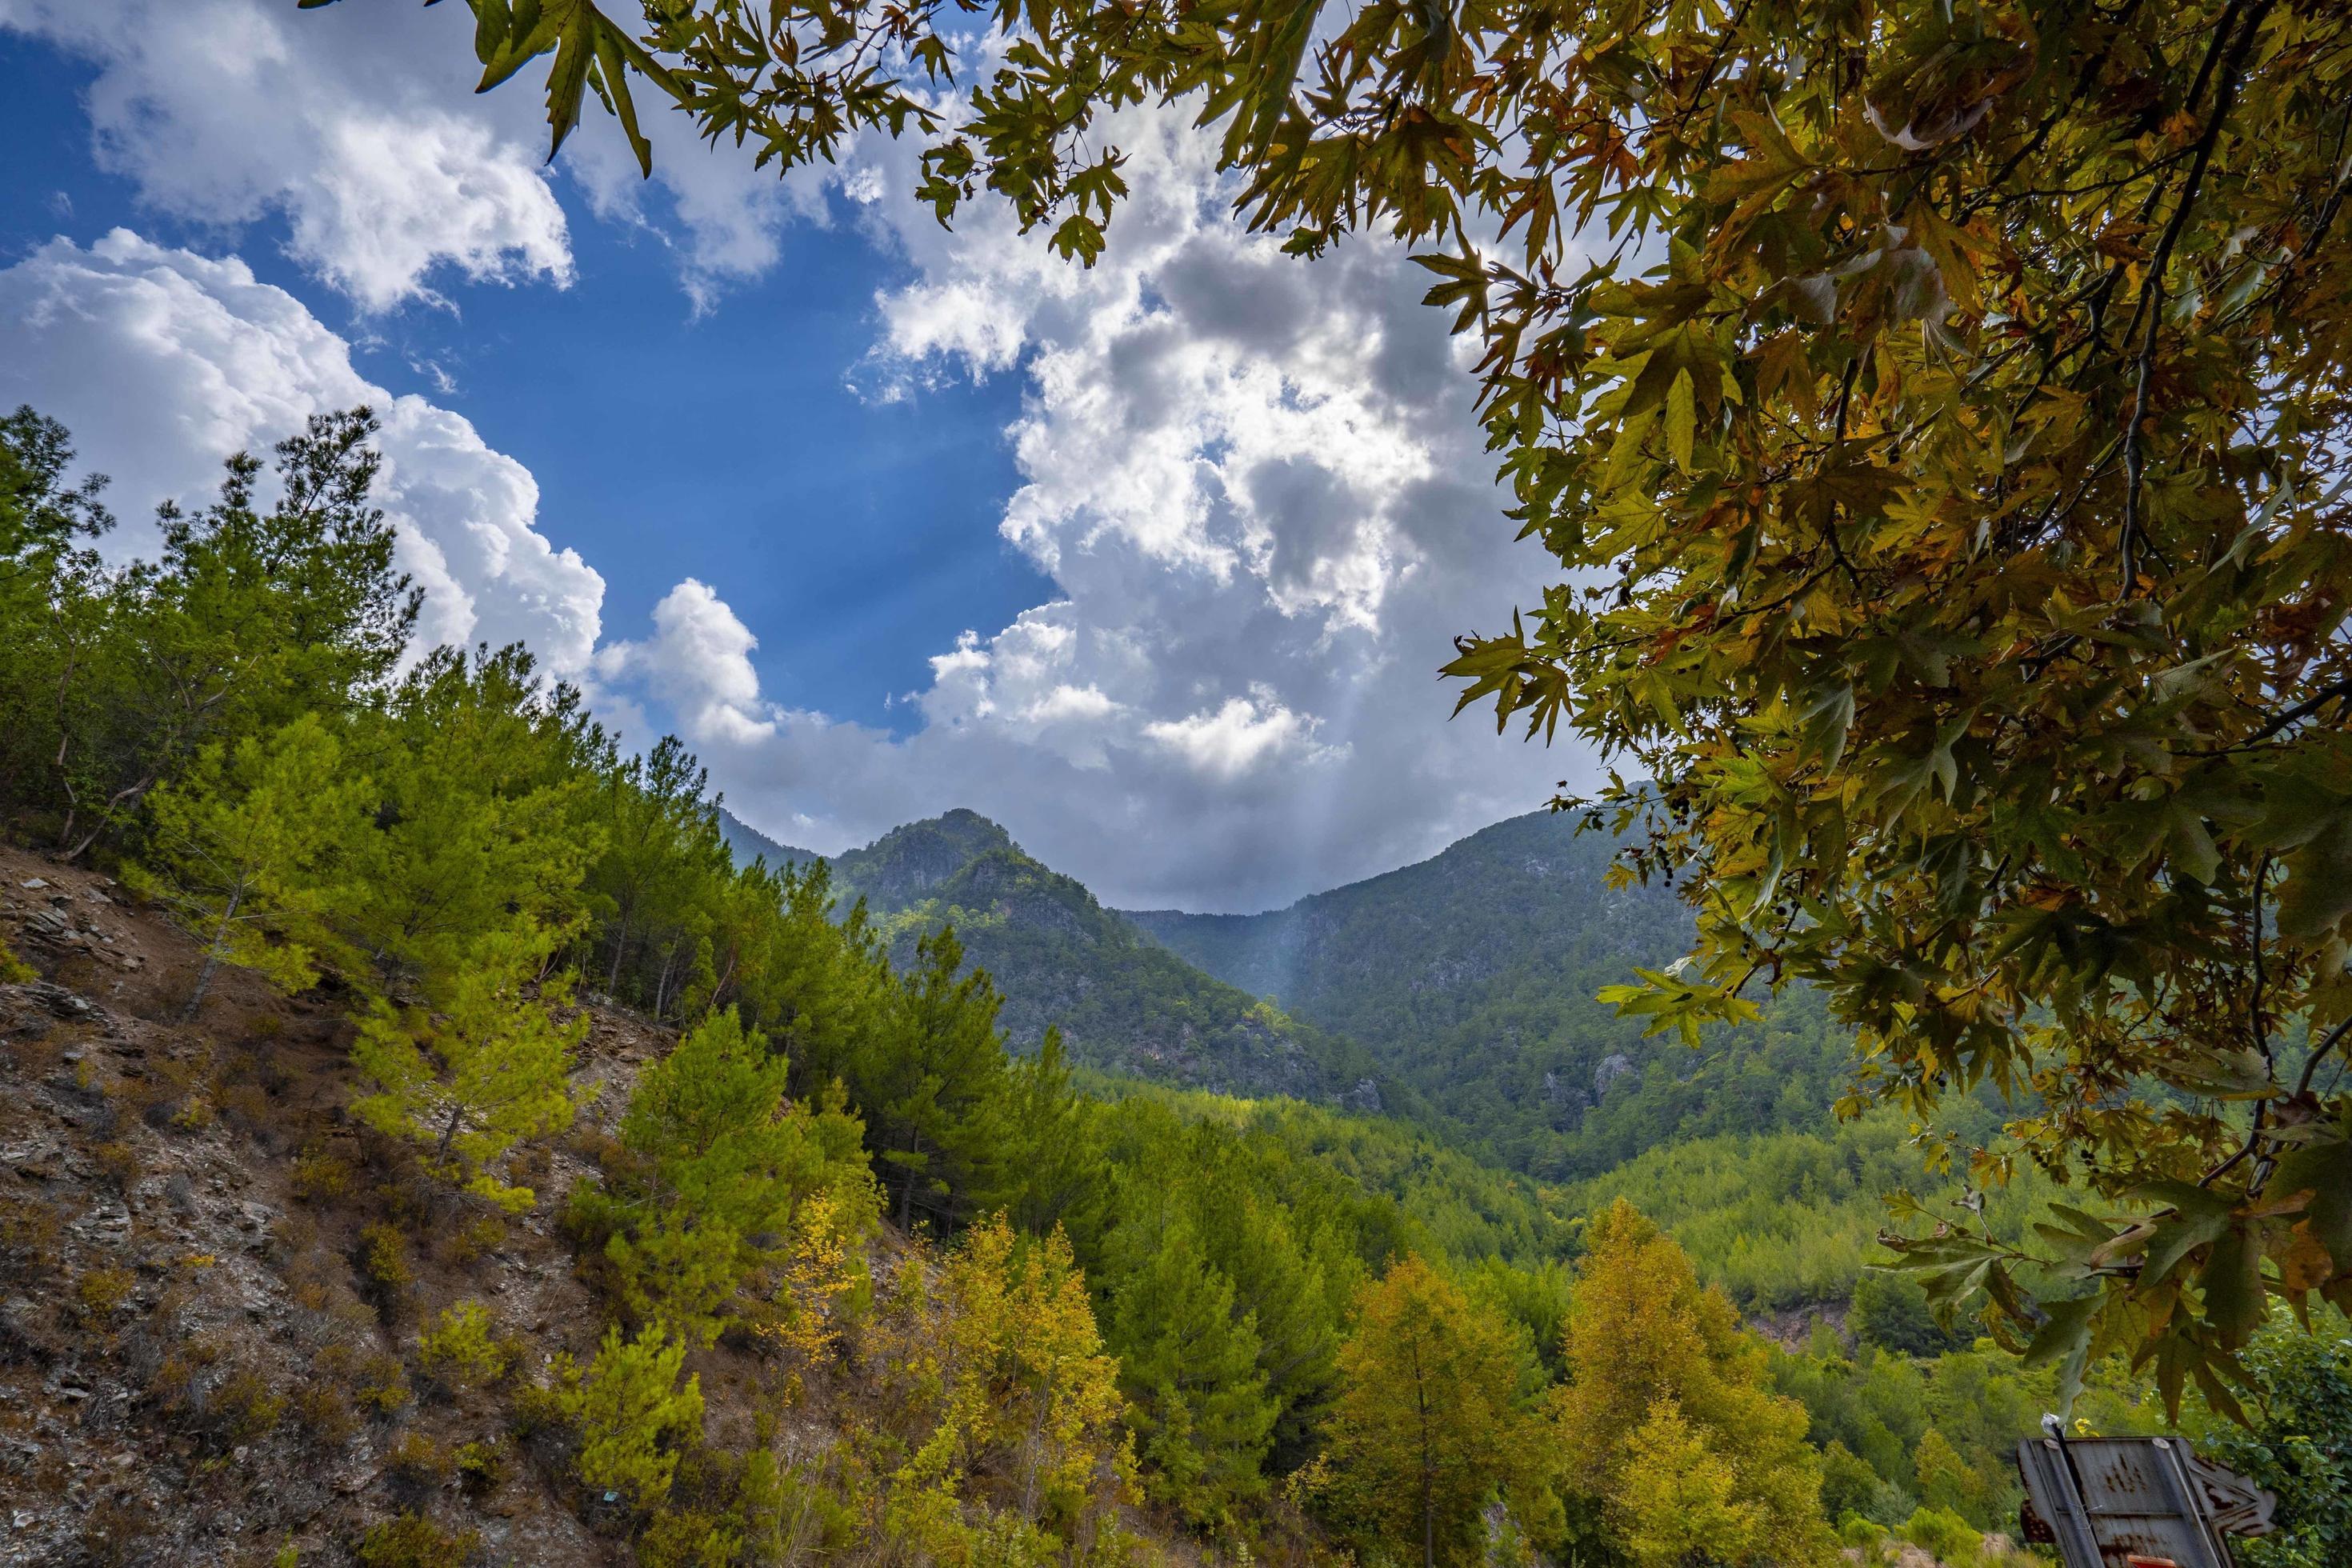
[0, 231, 606, 675]
[595, 580, 778, 746]
[625, 98, 1594, 910]
[2, 8, 1598, 910]
[0, 0, 873, 313]
[1145, 692, 1329, 780]
[2, 0, 573, 311]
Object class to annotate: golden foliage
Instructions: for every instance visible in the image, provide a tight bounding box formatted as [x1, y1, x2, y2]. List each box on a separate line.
[866, 1214, 1138, 1562]
[752, 1187, 865, 1400]
[1552, 1201, 1830, 1566]
[1313, 1254, 1542, 1566]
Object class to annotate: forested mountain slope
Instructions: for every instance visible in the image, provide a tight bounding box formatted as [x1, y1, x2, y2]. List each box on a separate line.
[718, 808, 1405, 1107]
[1126, 810, 1854, 1176]
[714, 808, 816, 872]
[726, 798, 1858, 1176]
[0, 838, 1563, 1564]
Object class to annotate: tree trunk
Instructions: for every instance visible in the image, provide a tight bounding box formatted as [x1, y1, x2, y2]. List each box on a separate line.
[653, 942, 678, 1022]
[182, 883, 242, 1022]
[66, 773, 155, 862]
[436, 1102, 466, 1162]
[1414, 1336, 1435, 1568]
[898, 1133, 922, 1231]
[606, 910, 630, 995]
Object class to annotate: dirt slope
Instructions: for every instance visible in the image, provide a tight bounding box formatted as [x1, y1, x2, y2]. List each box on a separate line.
[0, 841, 678, 1566]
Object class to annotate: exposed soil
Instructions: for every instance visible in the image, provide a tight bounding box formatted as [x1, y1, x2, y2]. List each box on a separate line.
[0, 840, 670, 1566]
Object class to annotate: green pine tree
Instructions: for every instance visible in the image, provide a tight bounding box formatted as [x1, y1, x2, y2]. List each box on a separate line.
[984, 1029, 1109, 1252]
[868, 926, 1006, 1233]
[551, 1324, 706, 1514]
[1107, 1209, 1278, 1530]
[597, 1006, 875, 1342]
[339, 644, 602, 985]
[351, 921, 586, 1210]
[125, 713, 366, 1018]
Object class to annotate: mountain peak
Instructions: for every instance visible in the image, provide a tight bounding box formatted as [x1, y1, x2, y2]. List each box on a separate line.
[931, 806, 1015, 843]
[831, 809, 1020, 910]
[715, 806, 820, 870]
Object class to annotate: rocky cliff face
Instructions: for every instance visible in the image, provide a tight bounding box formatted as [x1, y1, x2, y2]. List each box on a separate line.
[829, 810, 1016, 911]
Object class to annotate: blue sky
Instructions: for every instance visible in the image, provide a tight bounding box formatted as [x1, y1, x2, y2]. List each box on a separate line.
[0, 0, 1582, 910]
[0, 23, 1046, 730]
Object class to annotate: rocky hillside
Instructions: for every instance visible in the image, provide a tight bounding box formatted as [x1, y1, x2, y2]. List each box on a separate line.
[0, 842, 1171, 1568]
[0, 842, 658, 1563]
[817, 812, 1402, 1109]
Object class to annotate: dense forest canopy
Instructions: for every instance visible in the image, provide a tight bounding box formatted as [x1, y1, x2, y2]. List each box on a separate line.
[344, 0, 2352, 1410]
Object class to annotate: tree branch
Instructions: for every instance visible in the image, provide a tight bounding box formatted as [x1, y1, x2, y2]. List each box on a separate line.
[2118, 0, 2271, 592]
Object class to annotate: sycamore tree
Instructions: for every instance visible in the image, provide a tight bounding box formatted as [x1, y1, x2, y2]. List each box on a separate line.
[330, 0, 2352, 1406]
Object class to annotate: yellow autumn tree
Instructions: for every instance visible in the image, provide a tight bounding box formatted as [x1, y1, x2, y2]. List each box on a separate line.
[754, 1187, 866, 1402]
[1914, 1426, 1995, 1523]
[1552, 1200, 1830, 1567]
[874, 1215, 1137, 1562]
[1318, 1254, 1544, 1568]
[1614, 1398, 1769, 1568]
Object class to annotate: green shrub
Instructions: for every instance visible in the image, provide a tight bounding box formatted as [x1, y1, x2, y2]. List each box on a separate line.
[313, 1339, 410, 1415]
[417, 1301, 510, 1393]
[294, 1379, 361, 1446]
[91, 1141, 142, 1193]
[542, 1325, 706, 1512]
[1898, 1505, 1982, 1564]
[2194, 1329, 2352, 1568]
[355, 1511, 481, 1568]
[445, 1213, 507, 1266]
[1837, 1513, 1888, 1550]
[1865, 1480, 1918, 1529]
[354, 1351, 412, 1414]
[74, 1265, 135, 1319]
[454, 1438, 510, 1497]
[385, 1430, 450, 1488]
[359, 1222, 412, 1293]
[198, 1366, 286, 1445]
[638, 1507, 742, 1567]
[291, 1146, 357, 1202]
